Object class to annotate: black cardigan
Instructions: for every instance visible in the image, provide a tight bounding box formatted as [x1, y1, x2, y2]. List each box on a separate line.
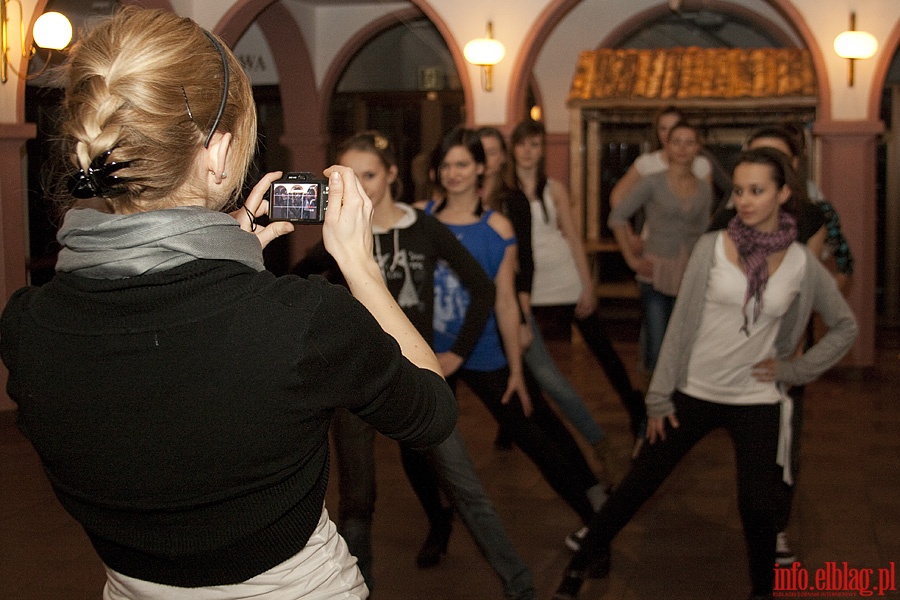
[1, 259, 456, 586]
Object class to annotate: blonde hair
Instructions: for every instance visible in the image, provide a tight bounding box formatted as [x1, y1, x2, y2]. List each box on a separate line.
[59, 7, 256, 212]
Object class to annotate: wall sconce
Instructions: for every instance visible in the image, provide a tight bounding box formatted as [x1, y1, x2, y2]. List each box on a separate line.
[833, 12, 877, 87]
[463, 22, 505, 92]
[2, 0, 73, 84]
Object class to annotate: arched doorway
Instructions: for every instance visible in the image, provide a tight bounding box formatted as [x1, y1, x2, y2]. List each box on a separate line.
[325, 15, 465, 204]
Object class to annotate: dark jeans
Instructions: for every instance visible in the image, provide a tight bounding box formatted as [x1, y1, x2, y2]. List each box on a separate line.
[332, 408, 377, 590]
[533, 304, 646, 438]
[335, 409, 535, 599]
[638, 282, 677, 373]
[405, 365, 600, 524]
[569, 391, 787, 596]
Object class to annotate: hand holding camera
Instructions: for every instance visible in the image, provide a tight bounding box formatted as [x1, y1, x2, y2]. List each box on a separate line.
[231, 171, 295, 248]
[320, 166, 378, 280]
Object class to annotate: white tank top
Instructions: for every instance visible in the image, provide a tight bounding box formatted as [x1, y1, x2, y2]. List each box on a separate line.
[530, 182, 583, 306]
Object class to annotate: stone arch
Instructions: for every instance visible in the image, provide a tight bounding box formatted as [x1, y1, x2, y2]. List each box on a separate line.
[216, 0, 321, 172]
[508, 0, 832, 124]
[317, 2, 474, 129]
[317, 7, 425, 130]
[868, 19, 900, 121]
[601, 1, 799, 50]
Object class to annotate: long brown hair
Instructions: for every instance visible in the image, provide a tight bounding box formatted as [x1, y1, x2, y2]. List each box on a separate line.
[510, 118, 549, 222]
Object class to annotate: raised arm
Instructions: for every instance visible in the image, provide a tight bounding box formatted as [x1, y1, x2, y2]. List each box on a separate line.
[323, 166, 443, 377]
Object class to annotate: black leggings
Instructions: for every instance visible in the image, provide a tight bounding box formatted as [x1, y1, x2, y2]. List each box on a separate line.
[533, 304, 646, 437]
[569, 391, 787, 596]
[402, 365, 600, 524]
[573, 308, 647, 436]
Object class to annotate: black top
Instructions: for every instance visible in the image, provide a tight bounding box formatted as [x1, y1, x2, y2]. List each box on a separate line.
[295, 208, 495, 361]
[1, 258, 456, 586]
[492, 187, 534, 295]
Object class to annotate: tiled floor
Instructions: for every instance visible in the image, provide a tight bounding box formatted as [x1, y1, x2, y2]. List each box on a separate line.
[1, 317, 898, 600]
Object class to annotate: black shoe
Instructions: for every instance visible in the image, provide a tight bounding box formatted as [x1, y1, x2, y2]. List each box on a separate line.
[415, 508, 453, 568]
[554, 550, 610, 599]
[553, 570, 586, 599]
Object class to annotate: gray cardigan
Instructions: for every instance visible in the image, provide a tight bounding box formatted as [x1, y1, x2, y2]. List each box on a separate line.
[645, 231, 858, 418]
[608, 170, 712, 258]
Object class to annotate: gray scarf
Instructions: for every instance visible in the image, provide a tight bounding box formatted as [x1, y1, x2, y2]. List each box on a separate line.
[55, 206, 265, 279]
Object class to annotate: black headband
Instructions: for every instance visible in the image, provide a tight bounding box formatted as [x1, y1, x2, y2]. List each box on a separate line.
[202, 30, 230, 149]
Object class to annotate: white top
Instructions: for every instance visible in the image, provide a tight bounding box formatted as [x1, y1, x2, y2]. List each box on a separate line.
[634, 149, 712, 179]
[530, 182, 583, 306]
[682, 233, 806, 405]
[103, 508, 366, 599]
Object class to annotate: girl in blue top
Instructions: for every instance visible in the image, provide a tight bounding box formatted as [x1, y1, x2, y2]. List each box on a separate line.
[409, 127, 607, 562]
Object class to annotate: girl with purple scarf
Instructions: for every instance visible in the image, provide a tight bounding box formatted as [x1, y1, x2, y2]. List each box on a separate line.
[554, 148, 858, 600]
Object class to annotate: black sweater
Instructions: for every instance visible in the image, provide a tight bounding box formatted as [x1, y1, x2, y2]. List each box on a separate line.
[294, 208, 495, 361]
[0, 259, 456, 586]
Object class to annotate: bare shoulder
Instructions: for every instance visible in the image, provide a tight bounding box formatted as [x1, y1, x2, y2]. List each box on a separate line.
[547, 179, 573, 213]
[487, 210, 514, 238]
[548, 178, 569, 199]
[412, 200, 429, 210]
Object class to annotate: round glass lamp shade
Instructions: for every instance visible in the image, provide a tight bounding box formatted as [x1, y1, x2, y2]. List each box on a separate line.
[464, 38, 505, 66]
[33, 12, 73, 50]
[833, 30, 877, 60]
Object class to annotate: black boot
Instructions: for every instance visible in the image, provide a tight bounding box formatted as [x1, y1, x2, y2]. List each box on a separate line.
[415, 507, 453, 568]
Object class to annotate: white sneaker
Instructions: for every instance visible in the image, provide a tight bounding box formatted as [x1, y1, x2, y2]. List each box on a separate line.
[565, 526, 588, 552]
[775, 531, 796, 566]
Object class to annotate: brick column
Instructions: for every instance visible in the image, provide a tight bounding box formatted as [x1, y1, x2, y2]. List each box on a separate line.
[813, 119, 884, 367]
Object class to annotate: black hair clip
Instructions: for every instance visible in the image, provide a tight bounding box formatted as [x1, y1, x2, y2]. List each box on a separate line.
[68, 150, 132, 199]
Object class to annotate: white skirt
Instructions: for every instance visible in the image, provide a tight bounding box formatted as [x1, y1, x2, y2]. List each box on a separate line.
[103, 507, 367, 600]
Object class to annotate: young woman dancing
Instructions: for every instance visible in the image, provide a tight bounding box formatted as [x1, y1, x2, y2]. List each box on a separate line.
[295, 131, 535, 599]
[609, 121, 714, 376]
[407, 127, 607, 559]
[554, 148, 857, 600]
[509, 119, 646, 474]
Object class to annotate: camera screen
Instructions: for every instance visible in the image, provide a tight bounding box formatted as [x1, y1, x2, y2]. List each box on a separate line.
[270, 183, 319, 221]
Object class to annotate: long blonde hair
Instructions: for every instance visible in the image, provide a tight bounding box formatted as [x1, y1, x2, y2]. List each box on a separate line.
[58, 7, 256, 213]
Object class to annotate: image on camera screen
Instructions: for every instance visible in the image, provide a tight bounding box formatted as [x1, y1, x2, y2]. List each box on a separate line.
[270, 183, 319, 221]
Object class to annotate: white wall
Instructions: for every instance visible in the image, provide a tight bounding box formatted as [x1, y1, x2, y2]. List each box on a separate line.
[4, 0, 898, 129]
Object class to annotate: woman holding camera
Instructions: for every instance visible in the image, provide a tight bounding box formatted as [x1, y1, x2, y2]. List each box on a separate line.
[0, 8, 456, 599]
